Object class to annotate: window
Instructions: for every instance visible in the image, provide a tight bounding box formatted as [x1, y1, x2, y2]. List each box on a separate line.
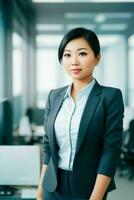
[12, 32, 23, 96]
[36, 48, 58, 107]
[12, 32, 23, 127]
[0, 9, 4, 99]
[128, 35, 134, 108]
[36, 34, 63, 107]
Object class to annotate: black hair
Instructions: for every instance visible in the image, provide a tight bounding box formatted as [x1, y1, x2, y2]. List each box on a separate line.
[58, 27, 100, 63]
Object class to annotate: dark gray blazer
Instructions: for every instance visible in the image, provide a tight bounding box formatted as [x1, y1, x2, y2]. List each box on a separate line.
[42, 81, 124, 197]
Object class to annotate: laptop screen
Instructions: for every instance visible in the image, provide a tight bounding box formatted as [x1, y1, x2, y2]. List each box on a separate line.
[0, 145, 40, 186]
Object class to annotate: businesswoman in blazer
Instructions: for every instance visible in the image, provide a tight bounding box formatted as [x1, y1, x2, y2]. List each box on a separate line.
[37, 27, 124, 200]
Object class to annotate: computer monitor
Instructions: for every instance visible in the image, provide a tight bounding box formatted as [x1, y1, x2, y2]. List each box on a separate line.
[0, 99, 13, 145]
[0, 145, 40, 186]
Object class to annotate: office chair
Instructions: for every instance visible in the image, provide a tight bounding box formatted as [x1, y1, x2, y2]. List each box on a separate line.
[26, 107, 45, 125]
[119, 119, 134, 180]
[25, 107, 45, 144]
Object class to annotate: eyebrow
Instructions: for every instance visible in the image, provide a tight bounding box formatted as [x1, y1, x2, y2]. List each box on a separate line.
[64, 48, 88, 52]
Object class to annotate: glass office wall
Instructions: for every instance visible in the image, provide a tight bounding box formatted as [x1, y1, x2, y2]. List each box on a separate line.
[128, 35, 134, 108]
[36, 34, 64, 107]
[11, 0, 36, 128]
[12, 32, 23, 127]
[0, 0, 36, 140]
[0, 5, 4, 99]
[12, 32, 23, 97]
[101, 35, 127, 101]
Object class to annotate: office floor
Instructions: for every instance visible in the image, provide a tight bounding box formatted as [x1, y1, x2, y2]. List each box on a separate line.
[107, 171, 134, 200]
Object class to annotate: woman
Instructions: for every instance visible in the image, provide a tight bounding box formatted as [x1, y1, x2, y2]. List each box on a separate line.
[37, 27, 124, 200]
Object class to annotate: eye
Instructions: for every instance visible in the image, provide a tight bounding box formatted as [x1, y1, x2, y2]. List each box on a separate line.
[63, 53, 71, 57]
[79, 52, 87, 56]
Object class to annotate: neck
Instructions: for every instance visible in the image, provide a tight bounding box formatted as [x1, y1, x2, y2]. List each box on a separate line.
[71, 77, 93, 101]
[72, 78, 93, 93]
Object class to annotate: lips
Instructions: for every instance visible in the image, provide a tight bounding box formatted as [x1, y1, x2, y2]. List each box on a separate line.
[71, 69, 82, 74]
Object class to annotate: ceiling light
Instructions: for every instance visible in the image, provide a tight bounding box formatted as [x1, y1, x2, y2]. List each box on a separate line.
[105, 12, 132, 19]
[32, 0, 134, 2]
[95, 14, 106, 23]
[92, 0, 134, 2]
[65, 13, 95, 19]
[100, 24, 127, 31]
[36, 24, 63, 31]
[66, 24, 96, 30]
[32, 0, 64, 2]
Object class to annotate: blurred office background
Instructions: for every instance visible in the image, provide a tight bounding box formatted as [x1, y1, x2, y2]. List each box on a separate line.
[0, 0, 134, 199]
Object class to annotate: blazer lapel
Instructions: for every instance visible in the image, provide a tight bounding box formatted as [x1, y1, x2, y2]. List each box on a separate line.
[75, 82, 102, 155]
[48, 87, 67, 163]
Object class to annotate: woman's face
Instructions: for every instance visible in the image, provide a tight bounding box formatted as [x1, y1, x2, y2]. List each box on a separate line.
[62, 37, 100, 83]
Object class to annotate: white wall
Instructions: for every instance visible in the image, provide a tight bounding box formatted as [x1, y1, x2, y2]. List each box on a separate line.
[94, 36, 128, 104]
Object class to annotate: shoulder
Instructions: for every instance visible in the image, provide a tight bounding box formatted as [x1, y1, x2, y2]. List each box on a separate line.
[51, 85, 68, 94]
[48, 85, 68, 100]
[99, 85, 123, 107]
[95, 80, 122, 96]
[94, 80, 123, 103]
[101, 85, 122, 96]
[50, 85, 68, 95]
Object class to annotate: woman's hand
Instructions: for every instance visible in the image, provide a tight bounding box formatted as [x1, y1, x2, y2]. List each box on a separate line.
[89, 174, 110, 200]
[37, 195, 42, 200]
[37, 164, 48, 200]
[37, 186, 43, 200]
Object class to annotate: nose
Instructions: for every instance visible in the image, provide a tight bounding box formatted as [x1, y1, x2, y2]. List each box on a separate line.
[71, 55, 79, 66]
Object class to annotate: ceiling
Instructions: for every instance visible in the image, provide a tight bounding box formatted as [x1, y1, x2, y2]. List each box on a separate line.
[32, 1, 134, 37]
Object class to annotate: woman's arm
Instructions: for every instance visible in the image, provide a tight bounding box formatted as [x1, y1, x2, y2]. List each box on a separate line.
[97, 89, 124, 177]
[37, 164, 48, 200]
[90, 89, 124, 200]
[89, 174, 111, 200]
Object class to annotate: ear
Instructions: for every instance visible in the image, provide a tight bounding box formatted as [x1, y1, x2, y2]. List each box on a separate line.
[95, 54, 101, 66]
